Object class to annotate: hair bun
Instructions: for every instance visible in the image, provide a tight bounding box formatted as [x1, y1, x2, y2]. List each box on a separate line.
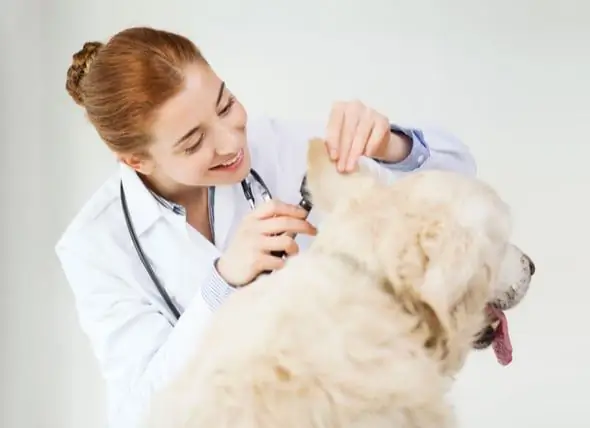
[66, 41, 103, 106]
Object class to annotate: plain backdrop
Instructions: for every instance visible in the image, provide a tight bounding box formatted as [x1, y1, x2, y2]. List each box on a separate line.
[1, 0, 588, 427]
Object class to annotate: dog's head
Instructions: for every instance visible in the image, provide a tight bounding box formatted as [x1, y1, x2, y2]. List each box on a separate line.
[304, 138, 534, 373]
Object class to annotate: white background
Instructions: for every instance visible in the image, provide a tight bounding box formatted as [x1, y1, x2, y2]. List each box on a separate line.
[1, 0, 588, 427]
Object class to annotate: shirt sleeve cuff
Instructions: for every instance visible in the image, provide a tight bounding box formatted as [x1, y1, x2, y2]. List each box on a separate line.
[200, 259, 238, 311]
[374, 124, 431, 172]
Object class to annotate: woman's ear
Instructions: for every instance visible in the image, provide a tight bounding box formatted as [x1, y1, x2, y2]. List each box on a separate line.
[117, 152, 155, 175]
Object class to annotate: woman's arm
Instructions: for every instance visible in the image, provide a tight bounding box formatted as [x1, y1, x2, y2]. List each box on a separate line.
[257, 116, 477, 202]
[370, 124, 477, 176]
[55, 242, 225, 428]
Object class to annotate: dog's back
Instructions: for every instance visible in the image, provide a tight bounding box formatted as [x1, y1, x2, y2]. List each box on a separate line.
[144, 251, 457, 428]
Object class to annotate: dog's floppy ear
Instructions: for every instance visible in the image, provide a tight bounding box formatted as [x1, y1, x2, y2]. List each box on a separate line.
[305, 138, 377, 213]
[379, 217, 481, 348]
[421, 197, 512, 360]
[417, 220, 486, 329]
[389, 218, 493, 363]
[377, 179, 512, 364]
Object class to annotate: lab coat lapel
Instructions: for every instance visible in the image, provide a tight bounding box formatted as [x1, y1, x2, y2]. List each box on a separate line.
[212, 183, 239, 251]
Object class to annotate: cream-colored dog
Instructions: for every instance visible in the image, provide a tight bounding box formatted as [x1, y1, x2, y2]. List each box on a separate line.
[143, 138, 534, 428]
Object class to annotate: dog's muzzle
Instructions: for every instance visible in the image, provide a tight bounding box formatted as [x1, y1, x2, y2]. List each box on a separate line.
[472, 246, 536, 365]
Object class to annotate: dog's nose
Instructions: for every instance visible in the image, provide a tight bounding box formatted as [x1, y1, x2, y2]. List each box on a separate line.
[527, 256, 536, 276]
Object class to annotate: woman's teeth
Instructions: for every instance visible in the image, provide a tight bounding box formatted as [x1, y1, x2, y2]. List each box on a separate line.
[220, 156, 238, 166]
[212, 150, 243, 170]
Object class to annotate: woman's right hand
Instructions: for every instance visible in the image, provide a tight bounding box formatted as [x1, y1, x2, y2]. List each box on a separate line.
[215, 200, 317, 287]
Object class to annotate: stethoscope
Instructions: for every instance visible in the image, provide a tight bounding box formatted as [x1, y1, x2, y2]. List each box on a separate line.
[120, 169, 281, 321]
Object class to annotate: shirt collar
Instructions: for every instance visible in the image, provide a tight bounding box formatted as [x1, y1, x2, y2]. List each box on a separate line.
[119, 163, 178, 236]
[148, 188, 187, 216]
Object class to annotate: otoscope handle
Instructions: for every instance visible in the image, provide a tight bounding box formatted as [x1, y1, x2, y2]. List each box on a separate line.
[268, 198, 312, 260]
[260, 175, 312, 275]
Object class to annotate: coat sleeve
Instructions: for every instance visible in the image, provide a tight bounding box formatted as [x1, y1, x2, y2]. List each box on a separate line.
[259, 117, 477, 201]
[55, 240, 227, 428]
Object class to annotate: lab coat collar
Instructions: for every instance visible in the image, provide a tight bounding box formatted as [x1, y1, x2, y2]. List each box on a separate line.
[118, 162, 241, 250]
[119, 162, 164, 237]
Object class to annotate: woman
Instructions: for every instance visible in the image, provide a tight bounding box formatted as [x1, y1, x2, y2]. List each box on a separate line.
[56, 26, 476, 427]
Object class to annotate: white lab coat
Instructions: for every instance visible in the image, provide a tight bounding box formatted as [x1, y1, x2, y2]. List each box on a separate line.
[55, 116, 476, 427]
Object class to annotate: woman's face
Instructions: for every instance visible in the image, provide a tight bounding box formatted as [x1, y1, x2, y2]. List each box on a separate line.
[124, 62, 251, 198]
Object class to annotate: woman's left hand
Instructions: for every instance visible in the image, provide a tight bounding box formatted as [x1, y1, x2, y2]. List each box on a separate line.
[325, 100, 412, 173]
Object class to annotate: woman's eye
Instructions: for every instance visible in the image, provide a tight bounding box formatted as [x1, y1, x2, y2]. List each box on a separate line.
[184, 136, 203, 155]
[219, 96, 235, 116]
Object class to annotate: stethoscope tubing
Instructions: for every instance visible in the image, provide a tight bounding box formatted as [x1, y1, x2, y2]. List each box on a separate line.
[120, 169, 274, 321]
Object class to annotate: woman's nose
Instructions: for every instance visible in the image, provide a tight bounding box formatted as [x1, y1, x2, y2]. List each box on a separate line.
[213, 128, 243, 155]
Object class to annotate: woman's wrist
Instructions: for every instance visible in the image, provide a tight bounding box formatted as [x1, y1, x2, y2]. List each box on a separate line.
[214, 257, 243, 289]
[375, 131, 413, 163]
[200, 258, 239, 312]
[214, 257, 232, 286]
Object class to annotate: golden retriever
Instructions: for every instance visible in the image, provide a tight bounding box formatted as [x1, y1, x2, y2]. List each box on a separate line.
[142, 138, 534, 428]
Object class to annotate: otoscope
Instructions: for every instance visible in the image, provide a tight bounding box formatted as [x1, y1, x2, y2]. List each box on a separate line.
[262, 175, 312, 273]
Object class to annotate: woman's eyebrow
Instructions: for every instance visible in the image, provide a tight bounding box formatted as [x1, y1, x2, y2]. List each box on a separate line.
[216, 81, 226, 107]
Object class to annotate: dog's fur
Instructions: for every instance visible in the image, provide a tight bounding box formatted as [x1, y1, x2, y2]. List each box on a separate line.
[143, 138, 533, 428]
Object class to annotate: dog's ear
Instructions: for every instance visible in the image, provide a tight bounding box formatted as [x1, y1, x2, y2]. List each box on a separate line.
[419, 196, 512, 358]
[417, 219, 484, 327]
[400, 219, 493, 363]
[381, 218, 480, 348]
[377, 180, 512, 366]
[305, 138, 377, 213]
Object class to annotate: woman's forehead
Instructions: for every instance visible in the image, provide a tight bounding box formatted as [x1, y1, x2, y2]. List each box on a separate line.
[151, 64, 224, 147]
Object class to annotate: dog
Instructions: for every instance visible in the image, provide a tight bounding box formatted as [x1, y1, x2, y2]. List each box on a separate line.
[143, 138, 534, 428]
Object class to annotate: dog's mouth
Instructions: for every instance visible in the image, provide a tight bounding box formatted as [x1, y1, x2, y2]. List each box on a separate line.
[471, 248, 535, 365]
[473, 304, 513, 365]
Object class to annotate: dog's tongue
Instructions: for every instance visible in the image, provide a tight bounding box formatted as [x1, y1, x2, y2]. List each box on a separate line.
[488, 305, 513, 365]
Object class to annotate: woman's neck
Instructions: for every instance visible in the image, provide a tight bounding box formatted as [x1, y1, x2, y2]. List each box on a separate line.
[138, 172, 208, 211]
[139, 172, 213, 241]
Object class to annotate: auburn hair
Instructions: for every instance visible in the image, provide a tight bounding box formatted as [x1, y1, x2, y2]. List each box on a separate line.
[65, 27, 207, 155]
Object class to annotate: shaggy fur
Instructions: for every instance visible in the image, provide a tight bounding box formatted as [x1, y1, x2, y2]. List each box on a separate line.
[142, 138, 533, 428]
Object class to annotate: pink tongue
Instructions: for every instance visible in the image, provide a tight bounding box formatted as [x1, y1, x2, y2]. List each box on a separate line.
[488, 306, 513, 366]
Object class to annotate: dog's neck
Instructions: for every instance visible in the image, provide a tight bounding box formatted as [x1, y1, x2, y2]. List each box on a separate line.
[326, 248, 383, 283]
[310, 245, 454, 374]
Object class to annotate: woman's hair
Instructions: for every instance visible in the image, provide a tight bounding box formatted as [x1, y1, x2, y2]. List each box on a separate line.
[65, 27, 207, 155]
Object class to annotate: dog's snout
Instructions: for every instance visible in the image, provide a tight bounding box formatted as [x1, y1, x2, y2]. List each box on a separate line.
[526, 255, 535, 276]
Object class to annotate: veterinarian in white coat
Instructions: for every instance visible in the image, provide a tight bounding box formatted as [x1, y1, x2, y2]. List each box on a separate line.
[56, 27, 477, 428]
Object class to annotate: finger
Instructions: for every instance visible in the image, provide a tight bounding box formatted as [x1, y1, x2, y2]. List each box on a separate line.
[337, 103, 361, 172]
[257, 216, 317, 236]
[365, 116, 390, 158]
[254, 254, 285, 273]
[252, 200, 309, 220]
[259, 235, 300, 256]
[345, 109, 374, 172]
[326, 102, 345, 160]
